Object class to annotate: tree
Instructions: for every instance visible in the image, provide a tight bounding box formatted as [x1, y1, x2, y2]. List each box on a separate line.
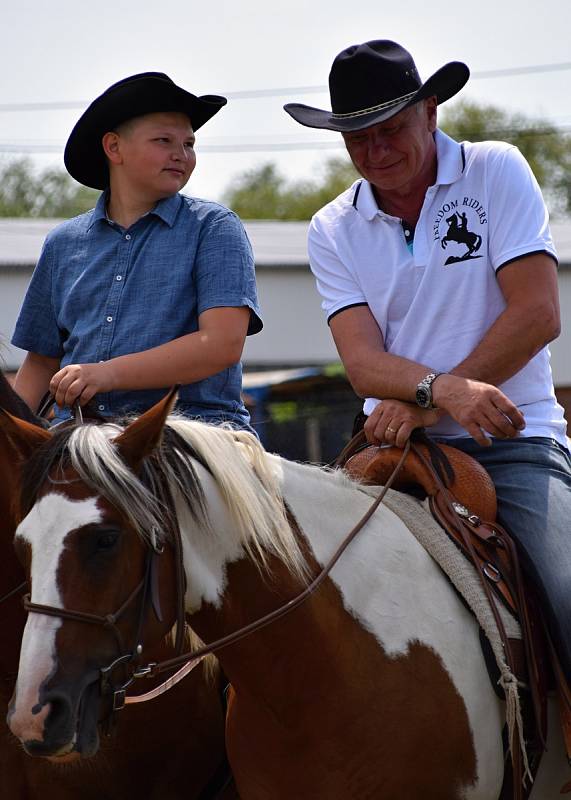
[223, 157, 359, 220]
[0, 158, 98, 217]
[440, 100, 571, 215]
[224, 101, 571, 219]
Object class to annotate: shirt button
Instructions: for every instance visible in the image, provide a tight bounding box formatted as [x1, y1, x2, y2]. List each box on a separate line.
[106, 316, 113, 322]
[116, 275, 122, 281]
[98, 404, 105, 411]
[404, 229, 410, 236]
[125, 234, 131, 240]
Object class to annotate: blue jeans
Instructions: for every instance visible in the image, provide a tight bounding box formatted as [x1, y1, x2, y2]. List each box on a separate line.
[436, 436, 571, 677]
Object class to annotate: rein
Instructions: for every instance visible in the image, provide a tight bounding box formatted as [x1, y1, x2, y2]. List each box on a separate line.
[129, 440, 412, 682]
[0, 581, 28, 606]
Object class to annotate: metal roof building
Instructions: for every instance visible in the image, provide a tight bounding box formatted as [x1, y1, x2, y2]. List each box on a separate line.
[1, 217, 571, 386]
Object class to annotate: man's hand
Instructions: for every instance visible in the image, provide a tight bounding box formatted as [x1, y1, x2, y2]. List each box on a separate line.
[432, 374, 525, 446]
[50, 362, 117, 408]
[364, 399, 441, 448]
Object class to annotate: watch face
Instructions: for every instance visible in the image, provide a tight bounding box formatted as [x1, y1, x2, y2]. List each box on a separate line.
[416, 385, 431, 408]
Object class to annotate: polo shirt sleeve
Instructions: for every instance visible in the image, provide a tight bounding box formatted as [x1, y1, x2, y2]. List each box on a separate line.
[11, 236, 64, 358]
[194, 209, 262, 335]
[487, 145, 558, 272]
[308, 214, 367, 323]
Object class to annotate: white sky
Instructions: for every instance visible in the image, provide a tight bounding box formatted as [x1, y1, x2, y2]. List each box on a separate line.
[2, 0, 570, 203]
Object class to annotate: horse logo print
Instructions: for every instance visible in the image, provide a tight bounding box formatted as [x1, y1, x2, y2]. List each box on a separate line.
[440, 211, 483, 265]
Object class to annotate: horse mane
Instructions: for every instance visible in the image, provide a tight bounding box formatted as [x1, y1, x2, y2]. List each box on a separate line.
[20, 416, 308, 580]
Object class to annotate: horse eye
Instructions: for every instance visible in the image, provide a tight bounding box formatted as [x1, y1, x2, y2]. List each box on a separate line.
[96, 531, 120, 550]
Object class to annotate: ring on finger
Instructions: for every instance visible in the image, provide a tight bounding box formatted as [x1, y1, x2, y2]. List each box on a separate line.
[386, 426, 397, 434]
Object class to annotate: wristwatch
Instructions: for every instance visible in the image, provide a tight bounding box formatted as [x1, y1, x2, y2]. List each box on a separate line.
[415, 372, 443, 409]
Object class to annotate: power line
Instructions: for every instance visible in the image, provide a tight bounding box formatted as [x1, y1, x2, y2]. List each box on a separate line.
[1, 123, 570, 157]
[0, 140, 346, 155]
[471, 62, 571, 79]
[1, 60, 571, 113]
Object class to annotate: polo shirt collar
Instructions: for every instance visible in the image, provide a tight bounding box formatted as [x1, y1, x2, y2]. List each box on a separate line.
[433, 128, 465, 186]
[87, 191, 182, 231]
[352, 180, 382, 222]
[353, 128, 465, 221]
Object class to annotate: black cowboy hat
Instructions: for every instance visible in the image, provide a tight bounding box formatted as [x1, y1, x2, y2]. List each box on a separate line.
[64, 72, 227, 189]
[284, 40, 469, 132]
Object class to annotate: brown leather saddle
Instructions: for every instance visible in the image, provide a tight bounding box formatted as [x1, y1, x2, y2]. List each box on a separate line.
[336, 430, 571, 799]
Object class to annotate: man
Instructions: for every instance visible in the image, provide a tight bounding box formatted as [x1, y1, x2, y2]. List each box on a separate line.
[284, 40, 571, 678]
[12, 72, 261, 430]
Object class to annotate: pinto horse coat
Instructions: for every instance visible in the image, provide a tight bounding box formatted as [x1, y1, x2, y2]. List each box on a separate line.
[2, 391, 569, 799]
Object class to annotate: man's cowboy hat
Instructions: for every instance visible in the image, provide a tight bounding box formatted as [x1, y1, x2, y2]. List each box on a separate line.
[64, 72, 227, 189]
[284, 40, 469, 132]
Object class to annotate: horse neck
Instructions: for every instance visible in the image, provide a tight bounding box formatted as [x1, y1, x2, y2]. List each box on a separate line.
[188, 542, 325, 704]
[0, 374, 31, 675]
[181, 456, 372, 709]
[0, 463, 27, 676]
[0, 371, 37, 423]
[175, 457, 319, 694]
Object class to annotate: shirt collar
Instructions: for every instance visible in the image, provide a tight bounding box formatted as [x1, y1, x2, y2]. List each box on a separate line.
[433, 128, 465, 186]
[352, 180, 382, 221]
[150, 193, 183, 227]
[87, 191, 183, 231]
[87, 191, 109, 230]
[353, 128, 465, 221]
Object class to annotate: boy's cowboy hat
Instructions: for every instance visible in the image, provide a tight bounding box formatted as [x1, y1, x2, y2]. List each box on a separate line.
[284, 40, 469, 132]
[64, 72, 227, 189]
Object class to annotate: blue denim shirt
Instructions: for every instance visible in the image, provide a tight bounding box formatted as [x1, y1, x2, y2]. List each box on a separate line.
[12, 192, 262, 427]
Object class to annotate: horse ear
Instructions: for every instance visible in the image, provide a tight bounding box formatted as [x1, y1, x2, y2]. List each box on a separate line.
[0, 408, 52, 459]
[113, 386, 179, 470]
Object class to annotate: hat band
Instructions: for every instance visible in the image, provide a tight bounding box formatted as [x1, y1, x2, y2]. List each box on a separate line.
[331, 90, 418, 119]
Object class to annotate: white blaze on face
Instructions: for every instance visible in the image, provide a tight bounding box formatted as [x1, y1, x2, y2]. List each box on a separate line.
[9, 493, 102, 743]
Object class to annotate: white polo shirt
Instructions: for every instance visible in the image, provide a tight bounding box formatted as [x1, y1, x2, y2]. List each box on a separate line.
[308, 129, 567, 443]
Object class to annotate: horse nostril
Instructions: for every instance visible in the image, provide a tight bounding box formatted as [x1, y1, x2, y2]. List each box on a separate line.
[20, 691, 76, 756]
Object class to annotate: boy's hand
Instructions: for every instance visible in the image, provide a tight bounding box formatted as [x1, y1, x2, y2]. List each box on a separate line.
[50, 362, 116, 408]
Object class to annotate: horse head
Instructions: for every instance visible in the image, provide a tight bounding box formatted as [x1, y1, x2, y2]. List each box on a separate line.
[2, 389, 182, 760]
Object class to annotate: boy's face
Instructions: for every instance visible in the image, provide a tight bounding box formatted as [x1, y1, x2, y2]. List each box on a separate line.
[109, 112, 197, 199]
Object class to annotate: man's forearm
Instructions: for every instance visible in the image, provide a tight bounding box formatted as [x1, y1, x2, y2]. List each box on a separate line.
[450, 301, 559, 386]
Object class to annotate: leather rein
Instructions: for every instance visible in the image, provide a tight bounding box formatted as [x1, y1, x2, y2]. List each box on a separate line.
[0, 581, 28, 606]
[21, 441, 411, 712]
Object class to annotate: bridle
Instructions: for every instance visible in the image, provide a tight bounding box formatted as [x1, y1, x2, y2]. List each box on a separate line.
[0, 581, 28, 606]
[22, 543, 166, 723]
[21, 441, 411, 721]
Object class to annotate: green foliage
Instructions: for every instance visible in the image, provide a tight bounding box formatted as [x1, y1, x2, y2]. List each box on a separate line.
[223, 157, 359, 220]
[225, 101, 571, 219]
[0, 158, 99, 217]
[440, 100, 571, 214]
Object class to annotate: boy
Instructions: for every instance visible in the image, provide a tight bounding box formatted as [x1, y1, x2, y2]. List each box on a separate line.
[12, 72, 262, 429]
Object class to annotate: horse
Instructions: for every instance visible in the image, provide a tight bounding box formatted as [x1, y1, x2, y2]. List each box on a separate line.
[441, 211, 482, 258]
[2, 388, 569, 799]
[0, 372, 234, 800]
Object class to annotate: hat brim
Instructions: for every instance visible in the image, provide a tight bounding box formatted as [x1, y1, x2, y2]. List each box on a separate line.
[284, 61, 469, 132]
[65, 75, 227, 189]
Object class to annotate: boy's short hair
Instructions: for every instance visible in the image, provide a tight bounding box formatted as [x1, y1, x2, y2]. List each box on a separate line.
[64, 72, 227, 189]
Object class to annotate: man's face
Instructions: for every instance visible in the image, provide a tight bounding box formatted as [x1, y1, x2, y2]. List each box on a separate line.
[110, 111, 196, 199]
[342, 99, 437, 194]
